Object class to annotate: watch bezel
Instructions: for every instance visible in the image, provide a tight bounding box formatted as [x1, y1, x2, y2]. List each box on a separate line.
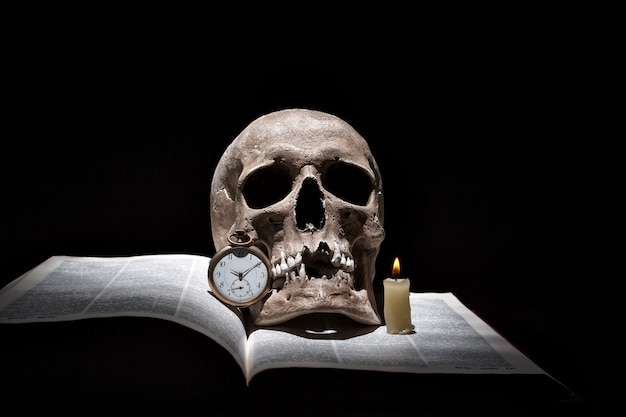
[208, 245, 272, 307]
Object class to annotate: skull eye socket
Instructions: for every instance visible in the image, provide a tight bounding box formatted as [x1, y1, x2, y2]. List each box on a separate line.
[322, 162, 373, 205]
[242, 164, 293, 208]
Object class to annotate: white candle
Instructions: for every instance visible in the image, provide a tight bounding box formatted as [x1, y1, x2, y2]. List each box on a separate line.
[383, 257, 414, 334]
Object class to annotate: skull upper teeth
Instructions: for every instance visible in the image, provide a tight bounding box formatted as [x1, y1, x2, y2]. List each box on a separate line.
[271, 241, 355, 288]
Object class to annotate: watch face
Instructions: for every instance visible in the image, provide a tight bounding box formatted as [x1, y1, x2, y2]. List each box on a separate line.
[209, 247, 271, 306]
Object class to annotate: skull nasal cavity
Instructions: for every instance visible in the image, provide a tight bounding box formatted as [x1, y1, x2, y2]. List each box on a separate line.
[296, 178, 325, 230]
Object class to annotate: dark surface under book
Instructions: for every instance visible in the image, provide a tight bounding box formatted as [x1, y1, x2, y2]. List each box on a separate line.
[1, 317, 580, 416]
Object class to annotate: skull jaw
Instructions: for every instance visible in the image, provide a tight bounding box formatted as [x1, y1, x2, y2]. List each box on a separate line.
[249, 276, 382, 326]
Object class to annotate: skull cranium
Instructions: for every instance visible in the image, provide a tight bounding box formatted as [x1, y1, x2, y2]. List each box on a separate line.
[210, 108, 385, 326]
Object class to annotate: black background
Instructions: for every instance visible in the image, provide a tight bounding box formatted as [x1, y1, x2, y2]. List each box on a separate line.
[0, 13, 616, 415]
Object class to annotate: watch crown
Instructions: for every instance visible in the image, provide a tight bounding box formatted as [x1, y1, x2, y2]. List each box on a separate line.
[229, 229, 252, 246]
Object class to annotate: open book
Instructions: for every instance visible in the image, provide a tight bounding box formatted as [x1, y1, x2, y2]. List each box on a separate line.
[0, 254, 552, 387]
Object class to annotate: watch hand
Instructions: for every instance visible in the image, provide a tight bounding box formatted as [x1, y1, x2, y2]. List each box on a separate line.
[240, 261, 262, 279]
[230, 269, 242, 278]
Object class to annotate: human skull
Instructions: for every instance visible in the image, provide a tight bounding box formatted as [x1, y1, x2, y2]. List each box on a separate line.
[210, 108, 385, 326]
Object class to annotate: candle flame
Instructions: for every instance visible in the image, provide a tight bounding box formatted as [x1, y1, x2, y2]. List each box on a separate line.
[392, 257, 401, 277]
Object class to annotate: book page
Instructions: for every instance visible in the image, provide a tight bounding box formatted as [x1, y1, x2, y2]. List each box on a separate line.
[0, 254, 249, 375]
[245, 292, 546, 384]
[0, 258, 550, 388]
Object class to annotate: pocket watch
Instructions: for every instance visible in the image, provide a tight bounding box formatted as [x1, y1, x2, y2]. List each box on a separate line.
[208, 230, 272, 307]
